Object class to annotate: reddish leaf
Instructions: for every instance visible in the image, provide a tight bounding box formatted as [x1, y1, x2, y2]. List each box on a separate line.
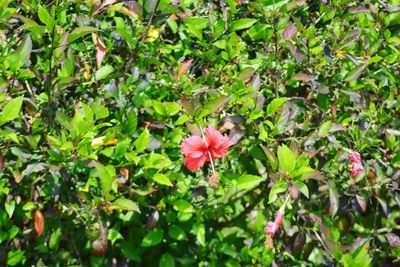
[350, 6, 369, 14]
[283, 24, 298, 40]
[356, 195, 367, 212]
[288, 43, 305, 63]
[95, 38, 106, 68]
[177, 59, 192, 81]
[0, 151, 4, 173]
[34, 210, 45, 237]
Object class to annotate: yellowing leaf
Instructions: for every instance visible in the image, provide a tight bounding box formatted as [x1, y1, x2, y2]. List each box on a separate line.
[146, 27, 160, 42]
[91, 136, 118, 147]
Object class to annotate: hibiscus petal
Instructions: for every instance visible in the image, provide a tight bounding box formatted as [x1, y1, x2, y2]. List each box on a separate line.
[205, 127, 230, 159]
[181, 135, 207, 158]
[184, 154, 207, 172]
[205, 126, 222, 147]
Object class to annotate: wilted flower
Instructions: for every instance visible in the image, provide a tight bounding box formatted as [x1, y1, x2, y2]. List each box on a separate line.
[264, 208, 285, 238]
[181, 126, 230, 172]
[208, 174, 219, 186]
[349, 151, 363, 177]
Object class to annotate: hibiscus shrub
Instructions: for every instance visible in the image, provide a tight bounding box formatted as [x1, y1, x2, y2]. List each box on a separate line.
[1, 0, 400, 266]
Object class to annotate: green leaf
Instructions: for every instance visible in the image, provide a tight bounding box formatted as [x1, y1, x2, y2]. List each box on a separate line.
[144, 153, 173, 169]
[167, 17, 178, 33]
[193, 224, 206, 247]
[7, 35, 32, 72]
[342, 243, 372, 267]
[112, 198, 140, 213]
[95, 163, 116, 200]
[152, 174, 173, 186]
[68, 26, 100, 43]
[184, 17, 209, 40]
[135, 129, 150, 152]
[0, 96, 23, 126]
[236, 175, 263, 190]
[121, 240, 141, 261]
[277, 145, 296, 175]
[94, 65, 114, 80]
[248, 24, 273, 41]
[38, 5, 53, 31]
[267, 97, 288, 116]
[168, 225, 187, 241]
[49, 228, 62, 250]
[7, 250, 25, 266]
[5, 200, 15, 218]
[318, 120, 332, 137]
[260, 145, 278, 171]
[141, 228, 163, 247]
[268, 180, 288, 203]
[230, 18, 257, 31]
[159, 253, 175, 267]
[173, 200, 194, 213]
[293, 181, 309, 198]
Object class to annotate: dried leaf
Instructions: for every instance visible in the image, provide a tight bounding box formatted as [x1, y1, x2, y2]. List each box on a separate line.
[14, 171, 24, 184]
[283, 24, 298, 41]
[177, 59, 192, 81]
[385, 233, 400, 248]
[291, 72, 314, 82]
[91, 238, 108, 257]
[147, 136, 163, 150]
[34, 210, 45, 237]
[92, 0, 118, 15]
[328, 180, 339, 217]
[146, 210, 159, 230]
[228, 126, 245, 146]
[124, 1, 143, 18]
[26, 163, 47, 175]
[292, 231, 306, 252]
[250, 73, 260, 91]
[356, 195, 367, 212]
[119, 167, 129, 182]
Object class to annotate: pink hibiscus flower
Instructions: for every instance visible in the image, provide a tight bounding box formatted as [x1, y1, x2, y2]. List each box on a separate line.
[349, 151, 363, 177]
[181, 126, 230, 172]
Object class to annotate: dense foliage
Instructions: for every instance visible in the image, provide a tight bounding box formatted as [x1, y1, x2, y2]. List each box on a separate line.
[1, 0, 400, 266]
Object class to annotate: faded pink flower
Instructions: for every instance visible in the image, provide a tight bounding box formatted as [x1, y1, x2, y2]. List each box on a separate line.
[349, 151, 363, 177]
[264, 208, 284, 238]
[181, 126, 230, 172]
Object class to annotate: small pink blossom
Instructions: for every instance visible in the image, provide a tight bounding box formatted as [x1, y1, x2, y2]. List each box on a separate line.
[349, 151, 363, 177]
[264, 208, 284, 238]
[181, 126, 230, 172]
